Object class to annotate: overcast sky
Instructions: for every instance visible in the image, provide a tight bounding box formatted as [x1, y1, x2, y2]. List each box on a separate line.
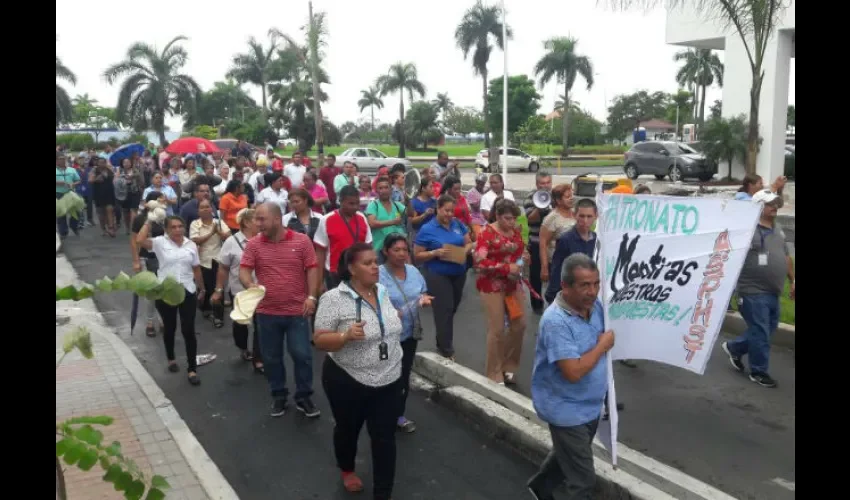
[56, 0, 795, 132]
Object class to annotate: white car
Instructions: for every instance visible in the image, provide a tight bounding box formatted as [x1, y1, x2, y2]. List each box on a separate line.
[335, 147, 413, 173]
[475, 147, 541, 173]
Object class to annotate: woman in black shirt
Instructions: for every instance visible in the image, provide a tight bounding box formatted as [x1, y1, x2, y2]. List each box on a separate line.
[89, 157, 117, 237]
[282, 188, 321, 240]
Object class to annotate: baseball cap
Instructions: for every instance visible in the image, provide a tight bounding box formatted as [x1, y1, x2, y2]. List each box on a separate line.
[752, 189, 780, 205]
[609, 185, 633, 194]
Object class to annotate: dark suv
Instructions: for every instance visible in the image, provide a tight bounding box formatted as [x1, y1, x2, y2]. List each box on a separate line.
[623, 141, 717, 182]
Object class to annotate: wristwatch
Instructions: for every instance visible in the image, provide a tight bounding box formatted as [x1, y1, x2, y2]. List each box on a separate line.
[307, 295, 318, 302]
[215, 288, 224, 293]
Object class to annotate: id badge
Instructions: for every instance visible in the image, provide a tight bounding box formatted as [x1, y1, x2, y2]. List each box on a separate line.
[758, 252, 768, 266]
[379, 342, 389, 361]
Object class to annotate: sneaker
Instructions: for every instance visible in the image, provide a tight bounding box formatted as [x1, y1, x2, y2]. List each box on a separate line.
[270, 399, 288, 417]
[721, 342, 745, 372]
[749, 373, 777, 388]
[397, 417, 416, 433]
[296, 398, 321, 418]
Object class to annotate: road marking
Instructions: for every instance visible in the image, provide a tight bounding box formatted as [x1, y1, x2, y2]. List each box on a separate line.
[771, 477, 795, 491]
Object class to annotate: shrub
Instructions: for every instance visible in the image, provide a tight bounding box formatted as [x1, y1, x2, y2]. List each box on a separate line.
[554, 144, 629, 156]
[57, 133, 95, 151]
[784, 155, 795, 179]
[123, 134, 150, 146]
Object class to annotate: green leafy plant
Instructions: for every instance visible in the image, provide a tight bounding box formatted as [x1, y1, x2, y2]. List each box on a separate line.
[56, 271, 187, 499]
[56, 328, 171, 500]
[56, 191, 86, 220]
[56, 271, 186, 306]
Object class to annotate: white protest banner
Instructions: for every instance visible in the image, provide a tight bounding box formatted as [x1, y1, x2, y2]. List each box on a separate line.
[596, 194, 761, 374]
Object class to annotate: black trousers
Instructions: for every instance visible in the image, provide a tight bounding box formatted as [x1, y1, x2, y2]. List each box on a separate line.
[529, 419, 600, 500]
[398, 338, 418, 418]
[528, 241, 544, 311]
[322, 356, 399, 500]
[423, 270, 466, 357]
[200, 262, 224, 320]
[155, 290, 198, 372]
[232, 301, 262, 362]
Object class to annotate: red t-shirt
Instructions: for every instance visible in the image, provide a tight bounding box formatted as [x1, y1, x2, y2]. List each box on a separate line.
[453, 195, 472, 226]
[319, 167, 342, 205]
[474, 224, 525, 293]
[314, 211, 372, 274]
[240, 230, 318, 316]
[433, 181, 442, 198]
[271, 158, 284, 173]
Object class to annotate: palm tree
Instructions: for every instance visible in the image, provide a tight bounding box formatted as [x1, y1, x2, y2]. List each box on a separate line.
[431, 92, 454, 119]
[375, 62, 426, 158]
[270, 69, 328, 152]
[56, 57, 76, 127]
[455, 1, 512, 148]
[674, 48, 723, 129]
[358, 86, 384, 131]
[103, 36, 202, 146]
[701, 115, 748, 180]
[534, 37, 594, 154]
[226, 35, 278, 111]
[608, 0, 786, 173]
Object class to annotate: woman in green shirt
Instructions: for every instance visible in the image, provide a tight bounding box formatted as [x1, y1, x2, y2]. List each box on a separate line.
[365, 176, 407, 263]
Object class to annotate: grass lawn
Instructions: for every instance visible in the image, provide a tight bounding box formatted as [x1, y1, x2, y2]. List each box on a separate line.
[275, 143, 625, 158]
[730, 281, 795, 325]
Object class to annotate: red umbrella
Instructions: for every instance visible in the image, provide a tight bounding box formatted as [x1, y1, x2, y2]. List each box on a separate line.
[165, 137, 222, 155]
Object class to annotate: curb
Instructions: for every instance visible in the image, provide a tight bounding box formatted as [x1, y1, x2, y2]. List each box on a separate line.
[412, 352, 738, 500]
[722, 312, 795, 349]
[56, 255, 240, 500]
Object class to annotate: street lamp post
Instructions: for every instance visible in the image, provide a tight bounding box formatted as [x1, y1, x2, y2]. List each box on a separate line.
[501, 0, 508, 185]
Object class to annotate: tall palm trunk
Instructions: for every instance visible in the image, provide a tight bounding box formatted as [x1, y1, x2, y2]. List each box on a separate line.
[561, 86, 570, 156]
[481, 69, 490, 148]
[260, 78, 267, 112]
[370, 105, 375, 131]
[698, 83, 707, 127]
[398, 94, 406, 158]
[746, 73, 764, 174]
[308, 1, 325, 159]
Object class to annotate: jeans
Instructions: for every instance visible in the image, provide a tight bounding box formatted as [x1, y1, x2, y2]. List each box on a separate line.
[528, 241, 544, 311]
[423, 270, 466, 357]
[56, 192, 79, 237]
[322, 356, 399, 500]
[398, 338, 418, 418]
[142, 258, 159, 324]
[528, 419, 599, 500]
[255, 313, 313, 401]
[155, 290, 198, 372]
[725, 293, 779, 375]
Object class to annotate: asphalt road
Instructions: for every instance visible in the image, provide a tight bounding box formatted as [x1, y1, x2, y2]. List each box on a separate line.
[416, 274, 796, 500]
[61, 230, 537, 500]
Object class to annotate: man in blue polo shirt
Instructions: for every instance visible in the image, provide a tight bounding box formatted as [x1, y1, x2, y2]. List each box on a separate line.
[544, 198, 597, 304]
[528, 253, 614, 500]
[56, 152, 81, 239]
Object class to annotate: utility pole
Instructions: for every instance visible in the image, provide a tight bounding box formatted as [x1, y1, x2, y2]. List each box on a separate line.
[308, 1, 325, 163]
[501, 0, 508, 185]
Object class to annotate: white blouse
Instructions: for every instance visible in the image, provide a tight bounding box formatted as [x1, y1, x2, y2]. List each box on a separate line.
[314, 282, 403, 387]
[151, 236, 200, 293]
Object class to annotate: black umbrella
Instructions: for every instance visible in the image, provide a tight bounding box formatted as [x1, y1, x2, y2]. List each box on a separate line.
[129, 294, 139, 335]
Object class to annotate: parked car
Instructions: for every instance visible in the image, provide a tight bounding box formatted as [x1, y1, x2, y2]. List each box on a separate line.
[572, 174, 633, 200]
[475, 147, 541, 173]
[623, 141, 717, 182]
[335, 147, 413, 174]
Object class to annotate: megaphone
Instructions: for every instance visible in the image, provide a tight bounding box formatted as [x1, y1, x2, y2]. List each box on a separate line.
[404, 168, 421, 200]
[532, 190, 552, 209]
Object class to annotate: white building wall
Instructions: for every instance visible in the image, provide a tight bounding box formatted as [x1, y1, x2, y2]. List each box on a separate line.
[666, 2, 795, 181]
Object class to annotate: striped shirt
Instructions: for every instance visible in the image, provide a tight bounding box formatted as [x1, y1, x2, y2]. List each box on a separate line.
[239, 229, 318, 316]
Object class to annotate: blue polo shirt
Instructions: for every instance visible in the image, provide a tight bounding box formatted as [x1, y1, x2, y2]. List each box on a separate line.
[411, 197, 437, 229]
[545, 228, 597, 304]
[531, 299, 608, 427]
[414, 218, 468, 276]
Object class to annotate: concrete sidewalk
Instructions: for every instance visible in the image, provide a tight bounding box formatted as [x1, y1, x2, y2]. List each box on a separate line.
[56, 255, 237, 500]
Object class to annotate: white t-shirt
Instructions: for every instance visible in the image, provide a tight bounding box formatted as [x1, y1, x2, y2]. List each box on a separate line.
[151, 236, 200, 293]
[256, 187, 288, 213]
[284, 163, 307, 189]
[216, 232, 253, 295]
[248, 170, 268, 193]
[480, 189, 515, 213]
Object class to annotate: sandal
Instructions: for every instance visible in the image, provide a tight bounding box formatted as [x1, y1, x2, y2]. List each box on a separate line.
[503, 372, 517, 385]
[241, 350, 254, 362]
[253, 363, 265, 375]
[213, 318, 223, 328]
[397, 417, 416, 433]
[168, 363, 179, 373]
[145, 324, 156, 337]
[188, 372, 201, 386]
[341, 472, 364, 493]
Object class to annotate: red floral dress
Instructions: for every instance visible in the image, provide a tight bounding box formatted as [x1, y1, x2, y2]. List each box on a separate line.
[474, 224, 525, 293]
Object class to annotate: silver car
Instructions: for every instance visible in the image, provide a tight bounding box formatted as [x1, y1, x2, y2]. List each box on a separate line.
[334, 147, 413, 174]
[623, 141, 717, 182]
